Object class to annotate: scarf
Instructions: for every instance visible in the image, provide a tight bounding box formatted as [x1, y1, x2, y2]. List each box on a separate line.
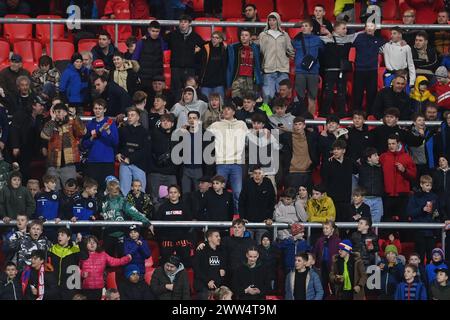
[343, 257, 352, 291]
[21, 264, 45, 300]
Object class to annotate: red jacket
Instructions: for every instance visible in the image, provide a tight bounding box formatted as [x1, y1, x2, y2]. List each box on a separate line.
[130, 0, 150, 20]
[80, 251, 131, 289]
[380, 150, 416, 196]
[103, 0, 132, 41]
[431, 82, 450, 110]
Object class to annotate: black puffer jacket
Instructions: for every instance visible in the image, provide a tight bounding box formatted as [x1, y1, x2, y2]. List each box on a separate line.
[358, 162, 384, 197]
[164, 28, 204, 69]
[149, 126, 177, 175]
[118, 279, 154, 300]
[137, 36, 164, 82]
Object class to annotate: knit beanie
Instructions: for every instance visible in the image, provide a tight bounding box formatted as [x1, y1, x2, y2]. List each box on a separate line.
[384, 244, 398, 256]
[432, 248, 445, 260]
[339, 240, 353, 253]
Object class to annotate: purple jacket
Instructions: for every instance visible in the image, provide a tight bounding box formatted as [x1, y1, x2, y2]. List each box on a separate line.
[313, 234, 341, 270]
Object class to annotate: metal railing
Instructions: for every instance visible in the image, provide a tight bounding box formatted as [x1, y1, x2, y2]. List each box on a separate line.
[1, 17, 449, 57]
[1, 220, 446, 252]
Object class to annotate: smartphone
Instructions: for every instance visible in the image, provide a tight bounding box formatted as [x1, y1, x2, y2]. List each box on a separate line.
[278, 123, 283, 127]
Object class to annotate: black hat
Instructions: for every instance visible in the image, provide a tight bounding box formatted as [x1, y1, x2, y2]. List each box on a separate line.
[33, 95, 47, 106]
[71, 53, 83, 64]
[152, 74, 166, 82]
[199, 176, 212, 183]
[165, 255, 181, 268]
[10, 54, 22, 63]
[435, 267, 449, 276]
[129, 224, 140, 233]
[53, 102, 69, 112]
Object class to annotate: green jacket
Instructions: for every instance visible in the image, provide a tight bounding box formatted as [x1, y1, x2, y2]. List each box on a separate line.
[0, 161, 12, 191]
[0, 185, 35, 218]
[48, 244, 82, 288]
[101, 195, 150, 237]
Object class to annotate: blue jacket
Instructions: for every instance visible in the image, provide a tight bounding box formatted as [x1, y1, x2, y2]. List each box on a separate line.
[426, 261, 448, 284]
[353, 33, 385, 71]
[276, 238, 311, 271]
[226, 42, 262, 88]
[408, 191, 440, 236]
[292, 33, 323, 75]
[81, 117, 118, 163]
[35, 191, 59, 220]
[123, 236, 151, 276]
[394, 281, 427, 300]
[285, 267, 324, 300]
[379, 258, 405, 297]
[72, 195, 97, 221]
[60, 64, 88, 104]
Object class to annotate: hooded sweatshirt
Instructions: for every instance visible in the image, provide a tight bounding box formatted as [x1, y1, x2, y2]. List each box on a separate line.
[269, 113, 295, 131]
[259, 12, 295, 74]
[171, 86, 208, 129]
[201, 95, 223, 129]
[410, 75, 437, 113]
[273, 200, 308, 240]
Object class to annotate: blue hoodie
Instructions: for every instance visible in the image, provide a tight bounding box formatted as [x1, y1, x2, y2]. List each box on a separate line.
[123, 236, 151, 276]
[353, 33, 385, 71]
[276, 238, 311, 271]
[81, 117, 119, 163]
[292, 32, 324, 75]
[426, 261, 448, 284]
[60, 63, 88, 104]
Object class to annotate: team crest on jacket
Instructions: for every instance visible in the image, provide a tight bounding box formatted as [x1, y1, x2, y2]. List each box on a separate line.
[209, 256, 220, 266]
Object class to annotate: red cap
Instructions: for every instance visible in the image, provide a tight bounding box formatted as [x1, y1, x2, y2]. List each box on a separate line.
[92, 59, 105, 68]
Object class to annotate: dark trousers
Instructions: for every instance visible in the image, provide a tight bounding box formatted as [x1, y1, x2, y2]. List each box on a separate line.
[353, 70, 378, 113]
[383, 195, 409, 221]
[84, 162, 115, 194]
[415, 233, 435, 263]
[287, 172, 312, 192]
[103, 234, 124, 258]
[321, 71, 347, 117]
[82, 289, 103, 300]
[171, 67, 195, 102]
[334, 201, 352, 222]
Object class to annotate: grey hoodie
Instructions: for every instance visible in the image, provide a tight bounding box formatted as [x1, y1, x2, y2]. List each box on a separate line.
[171, 86, 208, 129]
[166, 262, 185, 283]
[273, 199, 308, 240]
[259, 12, 295, 73]
[269, 113, 295, 131]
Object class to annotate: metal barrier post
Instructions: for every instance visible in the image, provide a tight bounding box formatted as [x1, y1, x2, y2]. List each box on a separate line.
[442, 228, 446, 254]
[273, 226, 277, 242]
[307, 225, 311, 245]
[49, 22, 54, 58]
[115, 23, 119, 48]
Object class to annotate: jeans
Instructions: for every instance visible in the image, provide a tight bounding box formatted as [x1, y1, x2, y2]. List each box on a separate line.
[364, 197, 384, 223]
[216, 164, 242, 213]
[200, 86, 225, 101]
[119, 164, 147, 196]
[262, 72, 289, 103]
[182, 167, 203, 193]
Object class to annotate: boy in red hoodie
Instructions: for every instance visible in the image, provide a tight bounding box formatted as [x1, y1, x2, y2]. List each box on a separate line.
[379, 134, 417, 221]
[431, 66, 450, 111]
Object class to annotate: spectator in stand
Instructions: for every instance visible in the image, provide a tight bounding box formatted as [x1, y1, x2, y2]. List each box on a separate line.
[285, 252, 324, 300]
[60, 53, 89, 114]
[123, 225, 151, 277]
[227, 28, 262, 100]
[350, 187, 371, 222]
[93, 74, 132, 118]
[132, 20, 163, 91]
[395, 264, 427, 300]
[80, 235, 131, 300]
[5, 75, 36, 116]
[188, 176, 211, 220]
[207, 103, 248, 212]
[124, 36, 137, 60]
[242, 4, 263, 41]
[259, 12, 295, 103]
[148, 114, 178, 204]
[321, 140, 354, 222]
[409, 175, 440, 262]
[330, 240, 367, 300]
[412, 32, 439, 79]
[164, 14, 204, 101]
[429, 267, 450, 300]
[193, 229, 226, 300]
[379, 134, 417, 221]
[401, 9, 419, 47]
[81, 98, 118, 194]
[357, 147, 384, 223]
[372, 75, 412, 119]
[258, 232, 279, 293]
[58, 179, 80, 222]
[352, 22, 386, 113]
[399, 0, 445, 24]
[237, 92, 269, 128]
[285, 116, 319, 191]
[198, 175, 233, 221]
[440, 111, 450, 160]
[381, 27, 416, 90]
[313, 220, 341, 296]
[431, 66, 450, 111]
[319, 21, 358, 117]
[347, 110, 369, 169]
[117, 107, 150, 196]
[0, 54, 30, 98]
[311, 4, 333, 36]
[91, 30, 119, 70]
[351, 217, 379, 268]
[171, 86, 207, 129]
[132, 91, 149, 130]
[81, 51, 93, 70]
[277, 223, 311, 274]
[70, 178, 98, 237]
[16, 220, 51, 271]
[277, 79, 307, 117]
[269, 98, 294, 131]
[433, 156, 450, 219]
[425, 102, 440, 121]
[148, 93, 170, 131]
[34, 174, 60, 240]
[292, 19, 323, 115]
[232, 246, 268, 300]
[369, 107, 424, 153]
[146, 75, 175, 112]
[110, 52, 141, 95]
[9, 96, 47, 181]
[126, 180, 153, 219]
[426, 247, 448, 283]
[408, 253, 428, 285]
[31, 55, 60, 100]
[238, 166, 276, 243]
[429, 10, 450, 58]
[410, 76, 437, 114]
[184, 76, 208, 103]
[306, 184, 336, 223]
[0, 262, 22, 300]
[378, 245, 405, 300]
[0, 0, 30, 16]
[202, 93, 222, 129]
[150, 255, 191, 300]
[118, 264, 154, 300]
[318, 115, 346, 165]
[154, 185, 193, 267]
[273, 188, 308, 240]
[41, 103, 86, 190]
[103, 0, 132, 41]
[200, 31, 227, 99]
[0, 171, 35, 220]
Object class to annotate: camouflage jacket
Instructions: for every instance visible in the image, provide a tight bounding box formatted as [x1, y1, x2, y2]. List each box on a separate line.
[17, 234, 52, 271]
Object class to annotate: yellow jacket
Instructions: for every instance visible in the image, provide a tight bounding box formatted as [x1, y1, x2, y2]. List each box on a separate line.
[306, 194, 336, 223]
[410, 75, 436, 102]
[334, 0, 355, 17]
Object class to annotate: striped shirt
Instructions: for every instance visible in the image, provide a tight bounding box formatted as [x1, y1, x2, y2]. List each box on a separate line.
[404, 282, 419, 300]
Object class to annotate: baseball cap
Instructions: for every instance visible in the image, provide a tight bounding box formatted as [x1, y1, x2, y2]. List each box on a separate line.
[92, 59, 105, 68]
[10, 54, 22, 63]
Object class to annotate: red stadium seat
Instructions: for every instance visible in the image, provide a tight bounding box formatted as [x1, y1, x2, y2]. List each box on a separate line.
[147, 240, 160, 267]
[287, 19, 302, 39]
[47, 41, 74, 61]
[222, 0, 242, 19]
[13, 40, 42, 72]
[224, 18, 243, 44]
[117, 41, 128, 54]
[382, 0, 399, 20]
[145, 267, 155, 285]
[348, 47, 356, 63]
[3, 14, 32, 43]
[276, 0, 305, 21]
[0, 40, 10, 70]
[194, 17, 223, 41]
[245, 0, 274, 20]
[306, 0, 335, 21]
[163, 50, 171, 65]
[36, 15, 65, 45]
[78, 39, 97, 52]
[192, 0, 204, 12]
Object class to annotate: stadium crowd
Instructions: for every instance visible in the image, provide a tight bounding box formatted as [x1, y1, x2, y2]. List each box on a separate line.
[0, 0, 449, 301]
